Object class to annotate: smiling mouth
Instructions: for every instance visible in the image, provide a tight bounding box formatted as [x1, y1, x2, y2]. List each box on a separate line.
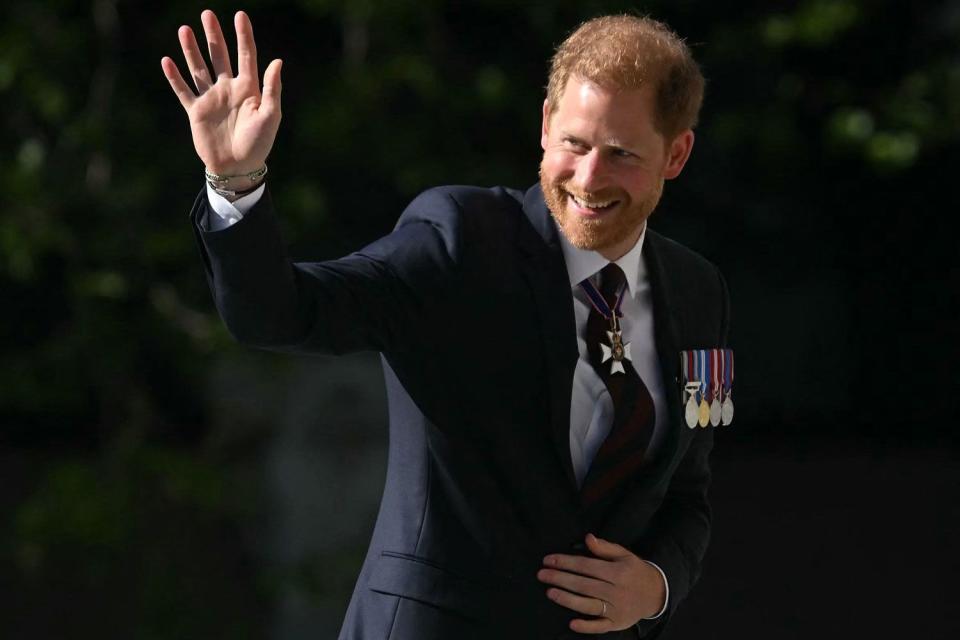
[566, 191, 620, 215]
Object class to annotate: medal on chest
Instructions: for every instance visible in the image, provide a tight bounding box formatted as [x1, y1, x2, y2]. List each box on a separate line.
[579, 276, 631, 375]
[682, 348, 735, 428]
[706, 347, 723, 426]
[721, 348, 735, 425]
[697, 349, 711, 427]
[684, 382, 701, 428]
[685, 349, 710, 428]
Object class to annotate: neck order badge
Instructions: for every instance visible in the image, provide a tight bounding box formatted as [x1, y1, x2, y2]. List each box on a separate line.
[681, 348, 735, 429]
[579, 268, 631, 375]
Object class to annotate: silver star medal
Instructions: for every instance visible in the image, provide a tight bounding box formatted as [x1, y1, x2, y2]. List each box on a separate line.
[600, 316, 632, 375]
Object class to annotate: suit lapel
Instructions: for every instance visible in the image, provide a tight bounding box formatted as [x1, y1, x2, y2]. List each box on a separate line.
[598, 230, 687, 540]
[518, 184, 581, 495]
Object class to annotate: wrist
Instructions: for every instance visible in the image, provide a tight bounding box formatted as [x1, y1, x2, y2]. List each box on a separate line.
[206, 164, 268, 199]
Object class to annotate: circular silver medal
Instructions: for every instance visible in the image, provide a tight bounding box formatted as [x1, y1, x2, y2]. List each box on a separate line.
[721, 395, 734, 425]
[685, 397, 699, 428]
[710, 397, 722, 426]
[684, 382, 700, 428]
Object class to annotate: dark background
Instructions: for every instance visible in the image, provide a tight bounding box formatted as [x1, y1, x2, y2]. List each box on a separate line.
[2, 0, 957, 638]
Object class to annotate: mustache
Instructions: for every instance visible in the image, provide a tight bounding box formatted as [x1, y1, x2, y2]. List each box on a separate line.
[557, 182, 623, 202]
[538, 165, 625, 204]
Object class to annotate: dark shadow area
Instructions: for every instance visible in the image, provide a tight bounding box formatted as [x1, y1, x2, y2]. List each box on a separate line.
[671, 432, 959, 639]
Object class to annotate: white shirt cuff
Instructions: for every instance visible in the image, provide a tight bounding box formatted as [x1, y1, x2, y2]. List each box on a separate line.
[640, 560, 669, 620]
[204, 182, 266, 231]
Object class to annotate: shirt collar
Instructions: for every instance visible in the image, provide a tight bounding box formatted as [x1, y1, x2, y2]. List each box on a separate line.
[555, 220, 647, 295]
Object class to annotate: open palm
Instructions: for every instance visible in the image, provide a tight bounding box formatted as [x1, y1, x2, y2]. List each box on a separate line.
[160, 10, 282, 176]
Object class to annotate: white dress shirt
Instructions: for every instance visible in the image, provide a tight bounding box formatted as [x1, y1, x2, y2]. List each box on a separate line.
[205, 185, 669, 620]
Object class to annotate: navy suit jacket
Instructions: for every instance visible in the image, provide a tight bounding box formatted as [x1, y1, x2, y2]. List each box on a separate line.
[190, 183, 730, 640]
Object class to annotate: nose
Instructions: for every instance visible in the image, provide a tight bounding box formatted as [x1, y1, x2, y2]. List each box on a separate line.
[571, 148, 608, 193]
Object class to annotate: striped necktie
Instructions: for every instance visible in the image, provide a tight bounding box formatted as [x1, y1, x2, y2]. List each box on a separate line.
[579, 263, 655, 516]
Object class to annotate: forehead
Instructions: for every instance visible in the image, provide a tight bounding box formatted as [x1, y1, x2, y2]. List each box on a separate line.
[553, 76, 660, 143]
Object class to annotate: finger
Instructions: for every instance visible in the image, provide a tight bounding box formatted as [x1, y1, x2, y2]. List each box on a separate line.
[201, 9, 233, 78]
[261, 59, 282, 113]
[537, 568, 613, 602]
[543, 553, 616, 584]
[177, 26, 212, 93]
[569, 616, 616, 635]
[546, 588, 612, 619]
[160, 56, 196, 110]
[585, 533, 632, 560]
[234, 10, 258, 81]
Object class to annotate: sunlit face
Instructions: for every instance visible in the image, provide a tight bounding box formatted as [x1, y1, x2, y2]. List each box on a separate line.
[539, 76, 694, 260]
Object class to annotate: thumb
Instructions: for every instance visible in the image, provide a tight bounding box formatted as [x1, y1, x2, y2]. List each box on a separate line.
[262, 58, 283, 110]
[585, 533, 631, 559]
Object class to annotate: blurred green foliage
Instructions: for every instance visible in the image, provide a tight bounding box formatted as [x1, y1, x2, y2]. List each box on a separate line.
[2, 0, 957, 636]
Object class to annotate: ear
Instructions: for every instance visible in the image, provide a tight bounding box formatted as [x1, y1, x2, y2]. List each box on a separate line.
[541, 99, 551, 151]
[662, 129, 695, 180]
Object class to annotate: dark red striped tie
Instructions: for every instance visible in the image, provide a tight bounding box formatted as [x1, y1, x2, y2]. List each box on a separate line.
[580, 263, 655, 512]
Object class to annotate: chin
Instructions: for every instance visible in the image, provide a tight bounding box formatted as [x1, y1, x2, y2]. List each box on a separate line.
[559, 214, 609, 251]
[539, 169, 660, 256]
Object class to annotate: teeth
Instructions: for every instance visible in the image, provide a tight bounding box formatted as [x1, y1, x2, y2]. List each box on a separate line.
[570, 194, 614, 209]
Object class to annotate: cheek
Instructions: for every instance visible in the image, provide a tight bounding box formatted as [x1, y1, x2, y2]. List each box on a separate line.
[615, 172, 656, 199]
[542, 152, 574, 181]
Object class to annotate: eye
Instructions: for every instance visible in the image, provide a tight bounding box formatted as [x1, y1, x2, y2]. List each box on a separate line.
[611, 148, 635, 158]
[563, 137, 588, 150]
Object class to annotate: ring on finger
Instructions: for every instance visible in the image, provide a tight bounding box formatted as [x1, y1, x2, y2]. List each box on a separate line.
[599, 599, 607, 617]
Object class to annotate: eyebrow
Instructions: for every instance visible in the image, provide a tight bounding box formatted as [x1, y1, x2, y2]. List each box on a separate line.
[602, 136, 631, 148]
[561, 131, 638, 153]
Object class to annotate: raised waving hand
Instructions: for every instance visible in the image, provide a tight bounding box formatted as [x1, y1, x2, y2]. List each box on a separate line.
[160, 10, 281, 180]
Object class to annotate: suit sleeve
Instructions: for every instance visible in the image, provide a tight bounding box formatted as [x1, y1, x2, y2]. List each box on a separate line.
[189, 185, 461, 355]
[632, 264, 731, 638]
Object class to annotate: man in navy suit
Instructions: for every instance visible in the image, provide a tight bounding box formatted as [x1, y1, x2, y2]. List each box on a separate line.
[163, 10, 729, 639]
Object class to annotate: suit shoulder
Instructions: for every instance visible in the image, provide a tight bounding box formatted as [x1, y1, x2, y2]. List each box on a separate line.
[425, 184, 524, 208]
[390, 185, 525, 266]
[647, 229, 722, 278]
[398, 185, 523, 226]
[648, 229, 731, 343]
